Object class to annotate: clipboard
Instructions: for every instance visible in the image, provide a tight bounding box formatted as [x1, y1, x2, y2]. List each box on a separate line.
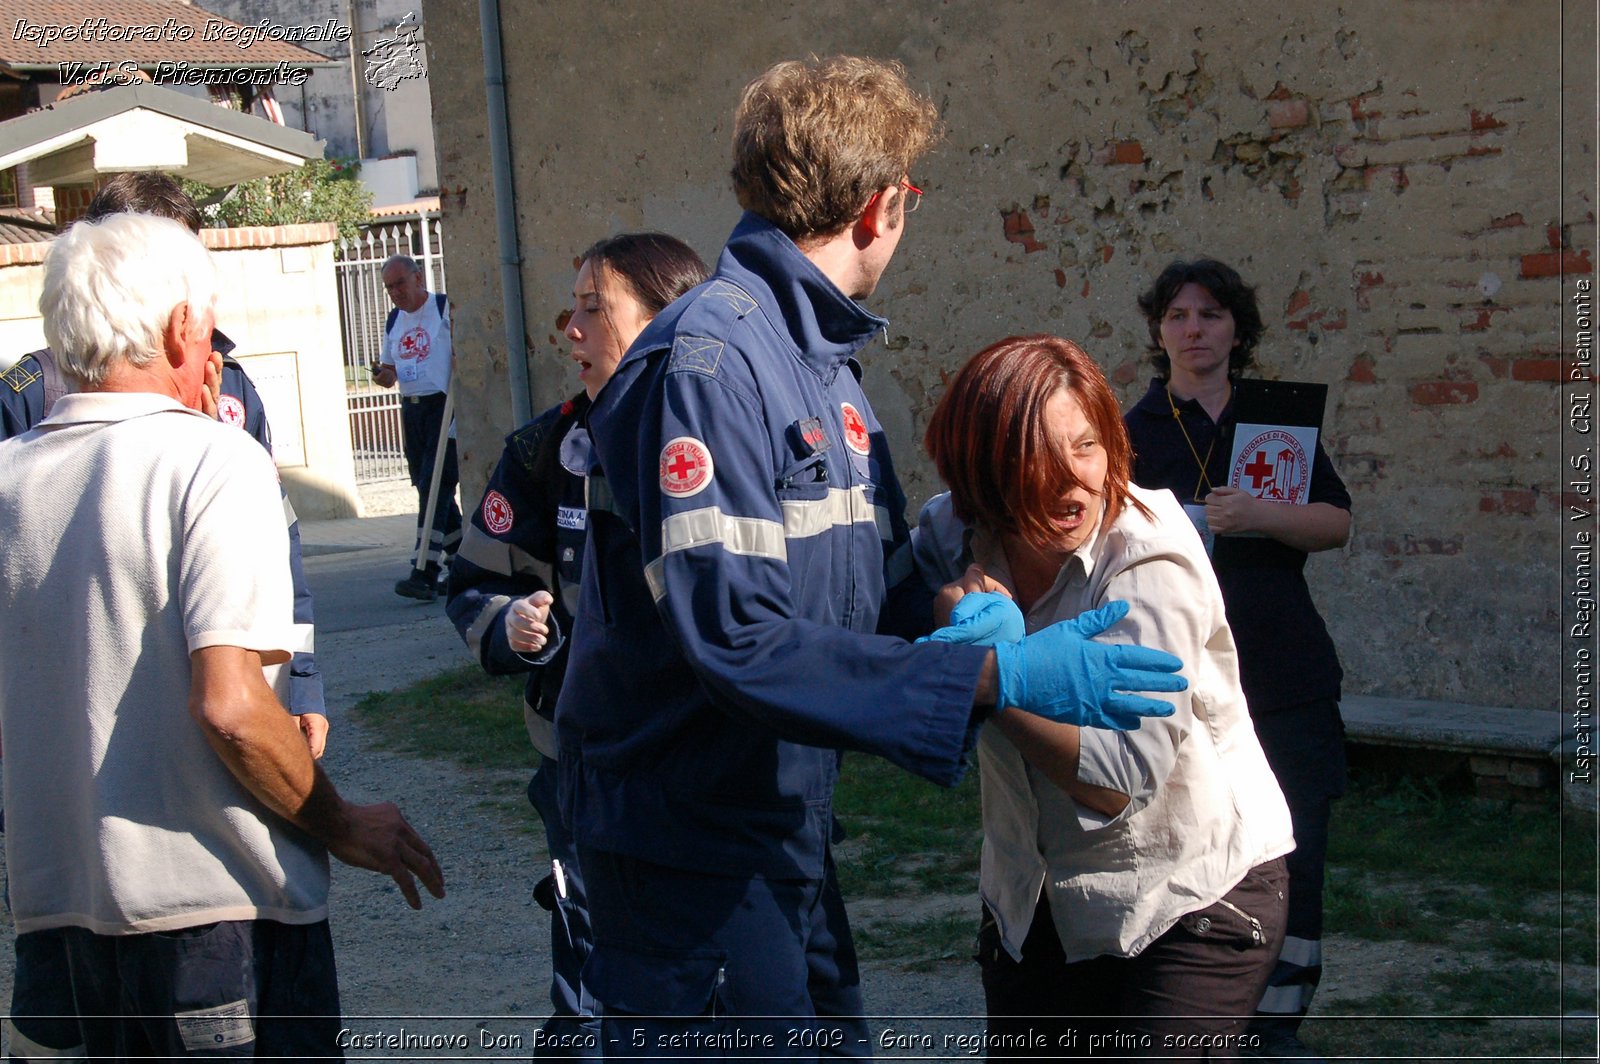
[1226, 379, 1327, 506]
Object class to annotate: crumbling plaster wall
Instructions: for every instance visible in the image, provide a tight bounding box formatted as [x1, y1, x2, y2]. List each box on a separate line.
[423, 0, 1595, 710]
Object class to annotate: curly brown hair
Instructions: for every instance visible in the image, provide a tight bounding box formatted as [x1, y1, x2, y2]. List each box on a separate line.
[731, 56, 941, 243]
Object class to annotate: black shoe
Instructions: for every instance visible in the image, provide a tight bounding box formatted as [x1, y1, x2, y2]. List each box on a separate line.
[394, 573, 437, 601]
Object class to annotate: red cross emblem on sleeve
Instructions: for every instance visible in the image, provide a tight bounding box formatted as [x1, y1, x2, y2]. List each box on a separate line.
[840, 402, 871, 456]
[217, 394, 246, 428]
[482, 490, 514, 534]
[659, 437, 714, 498]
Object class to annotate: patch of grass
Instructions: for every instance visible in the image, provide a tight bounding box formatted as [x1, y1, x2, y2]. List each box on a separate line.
[353, 664, 533, 773]
[852, 912, 975, 972]
[1329, 775, 1595, 893]
[832, 753, 982, 898]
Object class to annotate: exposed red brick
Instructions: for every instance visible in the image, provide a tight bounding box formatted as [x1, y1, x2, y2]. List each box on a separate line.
[1478, 354, 1509, 378]
[1490, 213, 1524, 229]
[1563, 492, 1595, 509]
[1548, 226, 1564, 248]
[1054, 268, 1067, 289]
[1111, 361, 1138, 386]
[1000, 208, 1047, 253]
[1081, 280, 1091, 298]
[1510, 359, 1563, 382]
[1383, 536, 1463, 556]
[1100, 244, 1115, 264]
[1318, 310, 1348, 331]
[1268, 98, 1310, 129]
[1470, 109, 1506, 130]
[1364, 165, 1408, 191]
[1411, 381, 1479, 405]
[1461, 306, 1509, 332]
[1347, 356, 1377, 383]
[1480, 490, 1537, 515]
[1520, 250, 1593, 278]
[1355, 270, 1385, 288]
[1465, 144, 1502, 157]
[1286, 290, 1312, 315]
[1107, 140, 1144, 165]
[1348, 93, 1381, 120]
[1265, 82, 1292, 101]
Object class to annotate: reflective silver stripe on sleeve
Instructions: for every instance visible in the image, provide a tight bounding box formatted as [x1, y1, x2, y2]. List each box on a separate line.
[780, 486, 892, 541]
[465, 593, 514, 654]
[281, 494, 298, 528]
[456, 524, 515, 575]
[643, 507, 786, 602]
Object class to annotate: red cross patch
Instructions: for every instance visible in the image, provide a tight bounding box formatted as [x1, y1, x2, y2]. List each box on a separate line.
[217, 394, 246, 428]
[482, 489, 514, 534]
[400, 326, 431, 361]
[1231, 429, 1310, 503]
[840, 402, 870, 456]
[659, 436, 714, 498]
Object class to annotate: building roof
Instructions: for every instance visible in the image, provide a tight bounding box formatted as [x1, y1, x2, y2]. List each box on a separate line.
[0, 1, 337, 71]
[0, 83, 323, 186]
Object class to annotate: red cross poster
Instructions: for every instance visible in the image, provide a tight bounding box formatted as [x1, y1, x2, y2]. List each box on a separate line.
[1226, 379, 1327, 505]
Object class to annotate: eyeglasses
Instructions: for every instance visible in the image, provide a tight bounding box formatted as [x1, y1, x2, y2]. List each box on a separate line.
[866, 179, 924, 216]
[900, 179, 923, 213]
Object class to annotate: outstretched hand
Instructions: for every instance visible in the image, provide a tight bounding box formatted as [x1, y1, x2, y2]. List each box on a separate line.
[326, 800, 446, 910]
[993, 600, 1186, 731]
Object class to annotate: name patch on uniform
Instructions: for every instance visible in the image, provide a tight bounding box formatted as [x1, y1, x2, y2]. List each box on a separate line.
[557, 505, 586, 530]
[788, 416, 831, 457]
[217, 394, 246, 428]
[840, 402, 871, 456]
[482, 490, 514, 534]
[659, 436, 714, 498]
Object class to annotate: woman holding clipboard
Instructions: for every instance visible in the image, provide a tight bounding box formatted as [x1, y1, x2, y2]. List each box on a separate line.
[1124, 259, 1352, 1064]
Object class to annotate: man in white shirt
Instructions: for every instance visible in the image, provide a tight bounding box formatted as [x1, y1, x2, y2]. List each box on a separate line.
[0, 213, 444, 1060]
[372, 254, 461, 599]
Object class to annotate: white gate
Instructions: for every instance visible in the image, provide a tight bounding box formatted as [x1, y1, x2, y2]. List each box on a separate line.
[335, 211, 448, 483]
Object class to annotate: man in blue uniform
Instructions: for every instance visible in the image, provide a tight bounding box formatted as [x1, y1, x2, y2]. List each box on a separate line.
[557, 56, 1187, 1056]
[0, 173, 328, 1061]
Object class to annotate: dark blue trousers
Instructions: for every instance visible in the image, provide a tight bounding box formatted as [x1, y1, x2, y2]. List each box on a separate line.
[577, 847, 869, 1060]
[529, 755, 601, 1058]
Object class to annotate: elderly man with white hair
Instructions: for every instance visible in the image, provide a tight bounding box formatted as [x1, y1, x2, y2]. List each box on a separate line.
[0, 213, 445, 1060]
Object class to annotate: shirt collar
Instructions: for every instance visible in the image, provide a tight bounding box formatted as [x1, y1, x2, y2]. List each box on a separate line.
[715, 212, 889, 380]
[40, 391, 209, 428]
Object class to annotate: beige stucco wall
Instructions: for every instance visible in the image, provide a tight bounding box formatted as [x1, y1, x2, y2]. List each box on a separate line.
[0, 224, 361, 520]
[424, 0, 1596, 711]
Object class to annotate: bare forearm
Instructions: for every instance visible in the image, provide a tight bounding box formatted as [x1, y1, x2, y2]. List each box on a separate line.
[992, 708, 1130, 818]
[190, 648, 350, 836]
[1251, 501, 1350, 552]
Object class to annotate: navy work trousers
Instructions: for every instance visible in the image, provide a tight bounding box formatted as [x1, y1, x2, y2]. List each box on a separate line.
[577, 847, 869, 1060]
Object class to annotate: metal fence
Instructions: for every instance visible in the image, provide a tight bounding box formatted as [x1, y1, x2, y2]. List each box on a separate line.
[334, 211, 447, 483]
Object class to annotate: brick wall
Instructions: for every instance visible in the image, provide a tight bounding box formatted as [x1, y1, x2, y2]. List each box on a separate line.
[424, 0, 1596, 711]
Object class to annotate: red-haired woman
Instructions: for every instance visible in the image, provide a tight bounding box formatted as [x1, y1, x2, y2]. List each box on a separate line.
[912, 335, 1294, 1057]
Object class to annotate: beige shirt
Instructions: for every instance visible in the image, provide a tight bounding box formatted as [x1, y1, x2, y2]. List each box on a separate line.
[0, 392, 326, 934]
[911, 485, 1293, 962]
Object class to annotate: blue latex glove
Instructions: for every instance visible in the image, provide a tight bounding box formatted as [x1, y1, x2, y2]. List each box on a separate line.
[918, 591, 1025, 647]
[993, 600, 1185, 731]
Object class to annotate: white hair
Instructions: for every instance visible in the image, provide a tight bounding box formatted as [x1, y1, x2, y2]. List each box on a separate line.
[40, 213, 218, 389]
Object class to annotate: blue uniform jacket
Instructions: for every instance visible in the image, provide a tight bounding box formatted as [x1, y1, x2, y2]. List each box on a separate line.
[446, 394, 590, 747]
[557, 213, 988, 881]
[1, 334, 323, 716]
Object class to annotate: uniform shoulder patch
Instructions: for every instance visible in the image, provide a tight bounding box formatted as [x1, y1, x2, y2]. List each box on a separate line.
[667, 335, 725, 378]
[1, 355, 42, 394]
[703, 279, 759, 317]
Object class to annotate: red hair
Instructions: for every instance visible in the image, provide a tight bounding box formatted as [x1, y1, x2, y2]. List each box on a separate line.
[924, 335, 1149, 550]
